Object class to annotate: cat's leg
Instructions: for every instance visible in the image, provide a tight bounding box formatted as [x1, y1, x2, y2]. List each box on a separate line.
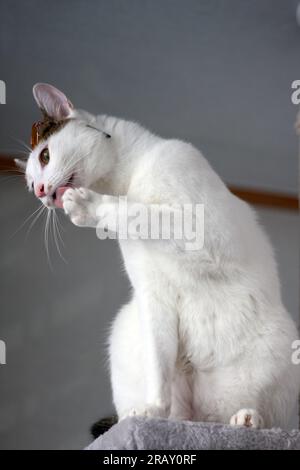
[109, 298, 147, 420]
[170, 370, 193, 421]
[136, 293, 179, 419]
[111, 281, 179, 419]
[192, 367, 267, 427]
[192, 354, 298, 429]
[110, 296, 176, 420]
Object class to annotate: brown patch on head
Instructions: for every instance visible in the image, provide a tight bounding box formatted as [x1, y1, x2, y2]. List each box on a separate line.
[31, 110, 70, 149]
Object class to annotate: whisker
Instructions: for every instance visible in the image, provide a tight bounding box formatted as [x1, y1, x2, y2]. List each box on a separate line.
[53, 210, 65, 244]
[10, 136, 32, 153]
[25, 204, 46, 240]
[52, 210, 67, 263]
[10, 205, 44, 239]
[0, 175, 25, 185]
[48, 151, 89, 188]
[59, 151, 89, 175]
[0, 147, 29, 157]
[44, 209, 54, 271]
[0, 169, 25, 175]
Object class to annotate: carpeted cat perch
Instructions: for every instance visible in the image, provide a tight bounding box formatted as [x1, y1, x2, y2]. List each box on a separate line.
[86, 417, 300, 450]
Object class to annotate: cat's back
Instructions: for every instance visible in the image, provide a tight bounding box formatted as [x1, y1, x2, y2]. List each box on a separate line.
[128, 137, 226, 206]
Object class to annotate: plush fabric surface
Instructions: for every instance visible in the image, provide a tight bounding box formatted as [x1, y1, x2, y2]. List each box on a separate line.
[85, 417, 300, 450]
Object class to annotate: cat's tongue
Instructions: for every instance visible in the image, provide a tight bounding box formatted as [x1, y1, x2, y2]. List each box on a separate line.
[54, 186, 69, 209]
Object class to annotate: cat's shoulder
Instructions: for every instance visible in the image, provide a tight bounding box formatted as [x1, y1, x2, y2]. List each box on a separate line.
[142, 137, 208, 173]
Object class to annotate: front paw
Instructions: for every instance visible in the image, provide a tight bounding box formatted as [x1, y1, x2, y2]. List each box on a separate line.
[62, 187, 98, 227]
[119, 405, 169, 421]
[230, 408, 264, 429]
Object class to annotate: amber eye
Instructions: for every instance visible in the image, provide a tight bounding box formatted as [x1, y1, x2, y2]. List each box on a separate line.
[39, 147, 50, 166]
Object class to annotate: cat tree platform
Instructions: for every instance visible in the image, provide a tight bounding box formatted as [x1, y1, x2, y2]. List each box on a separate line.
[85, 417, 300, 450]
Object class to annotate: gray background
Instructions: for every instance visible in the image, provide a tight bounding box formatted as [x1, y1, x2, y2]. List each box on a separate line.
[0, 0, 299, 193]
[0, 0, 299, 449]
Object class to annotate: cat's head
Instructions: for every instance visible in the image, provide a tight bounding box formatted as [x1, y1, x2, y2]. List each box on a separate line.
[16, 84, 113, 209]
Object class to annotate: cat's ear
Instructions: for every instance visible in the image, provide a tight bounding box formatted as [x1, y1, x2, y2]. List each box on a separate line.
[14, 158, 27, 171]
[33, 83, 74, 121]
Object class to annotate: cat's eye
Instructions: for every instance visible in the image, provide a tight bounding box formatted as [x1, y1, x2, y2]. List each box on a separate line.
[39, 147, 50, 166]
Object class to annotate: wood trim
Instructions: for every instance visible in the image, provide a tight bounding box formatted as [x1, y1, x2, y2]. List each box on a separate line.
[230, 186, 298, 211]
[0, 154, 298, 211]
[0, 155, 18, 172]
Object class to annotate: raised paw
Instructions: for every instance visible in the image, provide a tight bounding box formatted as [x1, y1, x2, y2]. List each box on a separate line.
[62, 187, 99, 227]
[230, 408, 264, 429]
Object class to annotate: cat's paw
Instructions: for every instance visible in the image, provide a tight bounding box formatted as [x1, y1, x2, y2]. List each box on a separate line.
[119, 405, 169, 421]
[229, 409, 264, 429]
[62, 187, 99, 227]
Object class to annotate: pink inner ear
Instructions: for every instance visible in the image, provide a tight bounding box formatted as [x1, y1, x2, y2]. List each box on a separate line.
[33, 83, 73, 121]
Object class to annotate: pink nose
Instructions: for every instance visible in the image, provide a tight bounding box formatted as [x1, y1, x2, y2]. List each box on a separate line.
[35, 183, 46, 198]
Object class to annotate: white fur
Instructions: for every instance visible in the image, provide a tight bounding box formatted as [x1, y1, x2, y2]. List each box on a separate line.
[24, 85, 300, 429]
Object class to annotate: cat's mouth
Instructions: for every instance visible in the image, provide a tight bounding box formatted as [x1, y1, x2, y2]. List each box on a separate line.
[52, 174, 75, 209]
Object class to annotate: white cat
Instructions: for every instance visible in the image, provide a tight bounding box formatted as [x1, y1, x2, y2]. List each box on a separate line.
[18, 83, 300, 429]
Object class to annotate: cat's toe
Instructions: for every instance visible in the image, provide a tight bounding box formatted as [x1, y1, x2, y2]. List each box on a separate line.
[119, 408, 142, 420]
[76, 187, 90, 200]
[119, 405, 169, 421]
[62, 187, 76, 205]
[229, 408, 264, 428]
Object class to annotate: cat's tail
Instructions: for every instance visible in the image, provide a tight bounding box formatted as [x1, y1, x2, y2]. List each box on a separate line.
[90, 415, 118, 439]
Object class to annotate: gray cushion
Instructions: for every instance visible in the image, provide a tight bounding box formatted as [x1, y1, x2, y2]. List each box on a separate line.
[86, 417, 300, 450]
